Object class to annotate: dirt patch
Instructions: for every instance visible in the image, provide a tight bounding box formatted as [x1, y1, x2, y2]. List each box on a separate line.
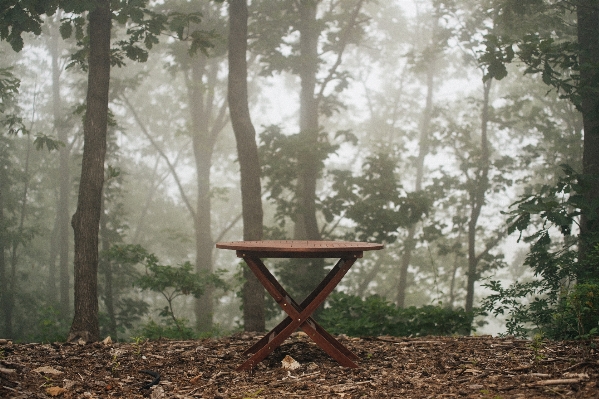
[1, 334, 598, 398]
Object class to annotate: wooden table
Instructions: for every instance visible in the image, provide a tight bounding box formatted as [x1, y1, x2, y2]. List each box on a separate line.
[215, 240, 384, 370]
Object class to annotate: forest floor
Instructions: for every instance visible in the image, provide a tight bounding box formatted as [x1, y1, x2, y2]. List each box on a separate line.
[1, 333, 598, 398]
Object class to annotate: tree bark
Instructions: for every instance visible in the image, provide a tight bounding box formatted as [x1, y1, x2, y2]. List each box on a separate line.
[465, 78, 492, 314]
[68, 0, 111, 343]
[228, 0, 265, 332]
[577, 0, 599, 279]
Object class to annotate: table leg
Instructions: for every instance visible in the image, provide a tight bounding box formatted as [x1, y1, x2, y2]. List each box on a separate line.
[243, 258, 358, 360]
[237, 256, 359, 370]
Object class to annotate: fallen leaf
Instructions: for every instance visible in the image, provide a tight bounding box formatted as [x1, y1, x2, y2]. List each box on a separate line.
[281, 355, 300, 370]
[190, 374, 203, 384]
[34, 366, 63, 375]
[62, 379, 76, 390]
[150, 385, 165, 399]
[46, 386, 67, 396]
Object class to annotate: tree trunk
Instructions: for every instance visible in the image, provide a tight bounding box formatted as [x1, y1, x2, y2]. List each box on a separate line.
[99, 194, 117, 339]
[0, 187, 10, 338]
[49, 21, 72, 315]
[295, 0, 321, 241]
[577, 0, 599, 280]
[228, 0, 265, 332]
[189, 55, 216, 332]
[397, 48, 435, 307]
[464, 78, 492, 314]
[68, 0, 111, 343]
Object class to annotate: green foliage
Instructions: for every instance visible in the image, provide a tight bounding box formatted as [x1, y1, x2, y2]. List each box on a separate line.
[0, 67, 20, 112]
[137, 260, 226, 298]
[29, 306, 70, 343]
[323, 151, 431, 243]
[0, 1, 59, 52]
[136, 255, 227, 335]
[259, 124, 340, 228]
[480, 1, 582, 107]
[0, 1, 219, 68]
[317, 293, 475, 337]
[483, 165, 599, 339]
[260, 128, 430, 242]
[138, 317, 196, 340]
[33, 134, 64, 151]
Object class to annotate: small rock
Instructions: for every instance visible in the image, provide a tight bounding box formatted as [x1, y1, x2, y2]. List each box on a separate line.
[102, 336, 112, 345]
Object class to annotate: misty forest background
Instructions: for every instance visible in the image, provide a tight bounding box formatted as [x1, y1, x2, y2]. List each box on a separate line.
[1, 0, 598, 343]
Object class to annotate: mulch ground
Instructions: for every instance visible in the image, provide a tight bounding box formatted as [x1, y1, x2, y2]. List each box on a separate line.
[1, 333, 598, 398]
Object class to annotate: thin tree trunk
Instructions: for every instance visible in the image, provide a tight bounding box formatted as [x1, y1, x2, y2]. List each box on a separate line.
[131, 156, 162, 243]
[397, 43, 435, 308]
[189, 55, 216, 332]
[228, 0, 265, 332]
[5, 134, 32, 338]
[49, 20, 71, 315]
[295, 0, 321, 241]
[464, 78, 491, 314]
[448, 250, 461, 309]
[99, 194, 117, 339]
[355, 255, 384, 297]
[49, 204, 59, 303]
[0, 188, 10, 338]
[577, 0, 599, 278]
[69, 0, 111, 343]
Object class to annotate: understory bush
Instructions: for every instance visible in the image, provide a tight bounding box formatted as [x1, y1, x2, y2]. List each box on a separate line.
[29, 306, 70, 343]
[138, 318, 196, 340]
[483, 165, 599, 339]
[317, 292, 475, 337]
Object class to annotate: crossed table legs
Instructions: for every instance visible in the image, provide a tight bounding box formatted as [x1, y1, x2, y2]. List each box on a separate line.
[236, 253, 361, 370]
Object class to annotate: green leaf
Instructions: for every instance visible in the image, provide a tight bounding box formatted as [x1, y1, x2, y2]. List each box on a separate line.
[33, 135, 64, 151]
[59, 21, 73, 39]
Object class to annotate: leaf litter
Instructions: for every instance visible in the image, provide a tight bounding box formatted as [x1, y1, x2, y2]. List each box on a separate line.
[0, 333, 598, 398]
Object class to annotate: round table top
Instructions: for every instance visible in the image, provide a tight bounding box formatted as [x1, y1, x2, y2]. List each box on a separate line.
[215, 240, 384, 253]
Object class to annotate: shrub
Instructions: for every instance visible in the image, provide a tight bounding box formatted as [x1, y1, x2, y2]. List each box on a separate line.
[483, 165, 599, 339]
[317, 292, 475, 337]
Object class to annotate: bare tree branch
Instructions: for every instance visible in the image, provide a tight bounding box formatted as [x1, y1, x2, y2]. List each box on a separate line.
[121, 94, 197, 220]
[317, 0, 367, 103]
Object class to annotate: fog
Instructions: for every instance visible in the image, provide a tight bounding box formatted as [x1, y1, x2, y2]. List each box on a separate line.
[0, 0, 584, 342]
